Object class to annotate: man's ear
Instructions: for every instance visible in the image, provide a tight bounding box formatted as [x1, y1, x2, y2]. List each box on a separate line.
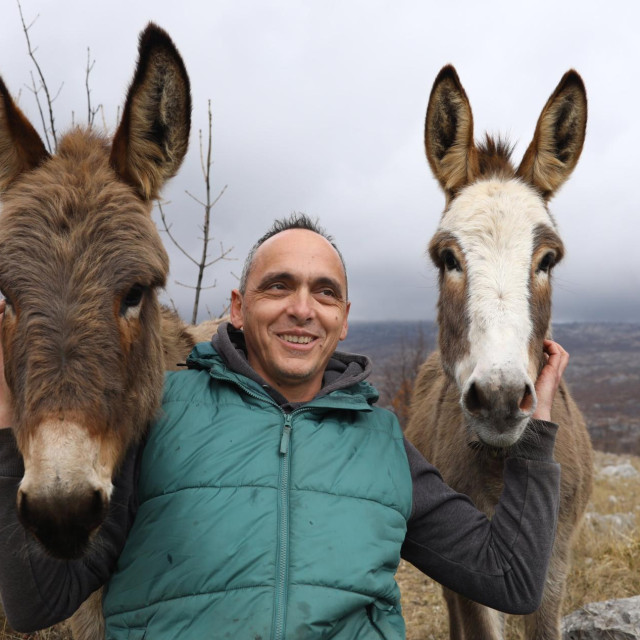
[230, 290, 244, 329]
[339, 301, 351, 341]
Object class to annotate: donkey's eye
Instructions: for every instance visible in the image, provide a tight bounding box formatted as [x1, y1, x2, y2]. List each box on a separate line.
[0, 288, 14, 312]
[120, 285, 145, 314]
[537, 252, 556, 274]
[442, 249, 461, 272]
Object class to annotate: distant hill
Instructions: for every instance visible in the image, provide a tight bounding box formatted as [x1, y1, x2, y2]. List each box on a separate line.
[342, 322, 640, 455]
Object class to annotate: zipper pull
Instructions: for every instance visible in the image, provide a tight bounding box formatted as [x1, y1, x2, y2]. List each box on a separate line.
[280, 416, 292, 454]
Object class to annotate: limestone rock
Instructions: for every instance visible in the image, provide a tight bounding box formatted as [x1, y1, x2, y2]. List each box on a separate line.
[562, 596, 640, 639]
[599, 463, 639, 479]
[584, 512, 636, 536]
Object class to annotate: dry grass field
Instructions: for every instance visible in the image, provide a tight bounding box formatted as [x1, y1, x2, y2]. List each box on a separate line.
[1, 451, 638, 640]
[398, 450, 640, 640]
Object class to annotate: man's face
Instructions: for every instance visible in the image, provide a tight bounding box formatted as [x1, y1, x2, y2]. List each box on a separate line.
[230, 229, 350, 402]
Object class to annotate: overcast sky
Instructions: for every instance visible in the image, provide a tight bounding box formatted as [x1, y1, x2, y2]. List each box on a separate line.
[1, 1, 638, 323]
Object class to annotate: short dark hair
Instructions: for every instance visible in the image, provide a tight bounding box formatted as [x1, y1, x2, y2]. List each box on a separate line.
[238, 213, 347, 296]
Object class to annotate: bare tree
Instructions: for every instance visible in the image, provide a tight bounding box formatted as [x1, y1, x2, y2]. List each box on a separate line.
[377, 326, 431, 429]
[15, 4, 232, 325]
[157, 100, 233, 324]
[17, 0, 62, 151]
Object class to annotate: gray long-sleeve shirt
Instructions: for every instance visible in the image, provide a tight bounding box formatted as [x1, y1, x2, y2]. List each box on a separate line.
[0, 328, 560, 632]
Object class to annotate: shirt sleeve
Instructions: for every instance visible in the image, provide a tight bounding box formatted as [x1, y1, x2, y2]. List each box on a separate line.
[0, 429, 140, 632]
[401, 420, 560, 615]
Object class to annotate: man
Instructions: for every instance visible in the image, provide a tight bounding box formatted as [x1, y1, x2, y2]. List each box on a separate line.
[0, 214, 565, 638]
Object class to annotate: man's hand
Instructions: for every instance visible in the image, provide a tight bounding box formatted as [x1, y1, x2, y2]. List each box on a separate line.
[0, 300, 12, 429]
[532, 339, 569, 423]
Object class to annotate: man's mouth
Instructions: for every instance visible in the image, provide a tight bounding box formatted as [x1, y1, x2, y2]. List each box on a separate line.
[280, 334, 315, 344]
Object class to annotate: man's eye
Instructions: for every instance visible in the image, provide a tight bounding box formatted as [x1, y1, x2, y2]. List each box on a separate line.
[265, 283, 289, 294]
[319, 289, 336, 297]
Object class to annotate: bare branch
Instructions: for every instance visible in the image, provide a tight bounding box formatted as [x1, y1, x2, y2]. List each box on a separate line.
[376, 326, 432, 429]
[185, 191, 206, 208]
[156, 100, 231, 324]
[27, 71, 52, 151]
[51, 82, 64, 102]
[199, 128, 207, 180]
[174, 281, 218, 291]
[17, 0, 58, 149]
[206, 301, 230, 320]
[185, 186, 228, 209]
[85, 47, 101, 128]
[86, 47, 94, 127]
[156, 202, 200, 267]
[204, 243, 234, 268]
[211, 185, 228, 208]
[166, 297, 179, 314]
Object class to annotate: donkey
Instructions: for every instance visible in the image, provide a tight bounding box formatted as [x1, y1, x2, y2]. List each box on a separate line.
[405, 66, 594, 640]
[0, 23, 220, 638]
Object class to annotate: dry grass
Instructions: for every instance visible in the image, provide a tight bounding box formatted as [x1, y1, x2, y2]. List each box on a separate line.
[1, 452, 638, 640]
[399, 450, 640, 639]
[0, 617, 70, 640]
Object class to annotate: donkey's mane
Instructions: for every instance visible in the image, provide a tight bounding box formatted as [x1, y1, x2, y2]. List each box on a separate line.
[476, 134, 515, 179]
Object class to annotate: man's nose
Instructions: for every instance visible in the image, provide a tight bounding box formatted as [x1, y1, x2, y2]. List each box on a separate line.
[287, 288, 315, 319]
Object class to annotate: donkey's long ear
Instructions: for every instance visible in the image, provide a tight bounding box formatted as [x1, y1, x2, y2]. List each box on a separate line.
[110, 23, 191, 201]
[516, 71, 587, 200]
[425, 65, 477, 199]
[0, 77, 49, 194]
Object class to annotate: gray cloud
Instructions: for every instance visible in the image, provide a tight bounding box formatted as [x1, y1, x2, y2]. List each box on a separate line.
[1, 0, 638, 323]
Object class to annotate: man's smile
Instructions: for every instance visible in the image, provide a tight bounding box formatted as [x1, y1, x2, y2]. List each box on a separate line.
[278, 333, 317, 345]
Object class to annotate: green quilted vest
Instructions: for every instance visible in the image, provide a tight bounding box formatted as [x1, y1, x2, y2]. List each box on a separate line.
[103, 343, 413, 639]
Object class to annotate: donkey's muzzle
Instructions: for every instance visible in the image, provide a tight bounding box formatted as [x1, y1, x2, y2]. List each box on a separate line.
[17, 487, 108, 559]
[462, 373, 537, 446]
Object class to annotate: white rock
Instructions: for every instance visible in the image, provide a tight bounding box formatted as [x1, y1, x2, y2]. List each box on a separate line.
[562, 596, 640, 639]
[599, 464, 639, 479]
[584, 513, 636, 536]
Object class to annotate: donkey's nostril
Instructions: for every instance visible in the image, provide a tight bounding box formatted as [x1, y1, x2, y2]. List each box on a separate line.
[463, 375, 536, 424]
[519, 383, 535, 414]
[16, 490, 33, 531]
[464, 382, 486, 416]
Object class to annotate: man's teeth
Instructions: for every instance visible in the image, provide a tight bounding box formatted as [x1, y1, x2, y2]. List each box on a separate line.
[282, 334, 313, 344]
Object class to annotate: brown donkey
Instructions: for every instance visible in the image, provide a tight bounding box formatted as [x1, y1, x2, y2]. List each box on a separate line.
[405, 66, 593, 640]
[0, 24, 219, 636]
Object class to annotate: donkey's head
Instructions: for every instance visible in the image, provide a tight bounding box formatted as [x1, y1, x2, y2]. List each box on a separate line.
[0, 24, 190, 558]
[425, 66, 586, 447]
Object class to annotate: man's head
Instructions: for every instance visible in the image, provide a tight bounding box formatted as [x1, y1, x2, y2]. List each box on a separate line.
[231, 214, 350, 403]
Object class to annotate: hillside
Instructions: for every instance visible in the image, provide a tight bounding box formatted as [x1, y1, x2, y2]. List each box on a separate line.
[342, 321, 640, 455]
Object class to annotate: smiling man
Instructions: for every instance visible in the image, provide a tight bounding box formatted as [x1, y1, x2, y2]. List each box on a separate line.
[0, 213, 568, 639]
[231, 225, 350, 402]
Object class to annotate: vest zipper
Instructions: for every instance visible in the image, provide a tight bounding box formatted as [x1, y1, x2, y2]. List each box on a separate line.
[272, 406, 314, 640]
[273, 412, 292, 640]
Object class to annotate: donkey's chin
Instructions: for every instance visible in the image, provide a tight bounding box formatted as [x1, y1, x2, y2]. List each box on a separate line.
[467, 414, 530, 449]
